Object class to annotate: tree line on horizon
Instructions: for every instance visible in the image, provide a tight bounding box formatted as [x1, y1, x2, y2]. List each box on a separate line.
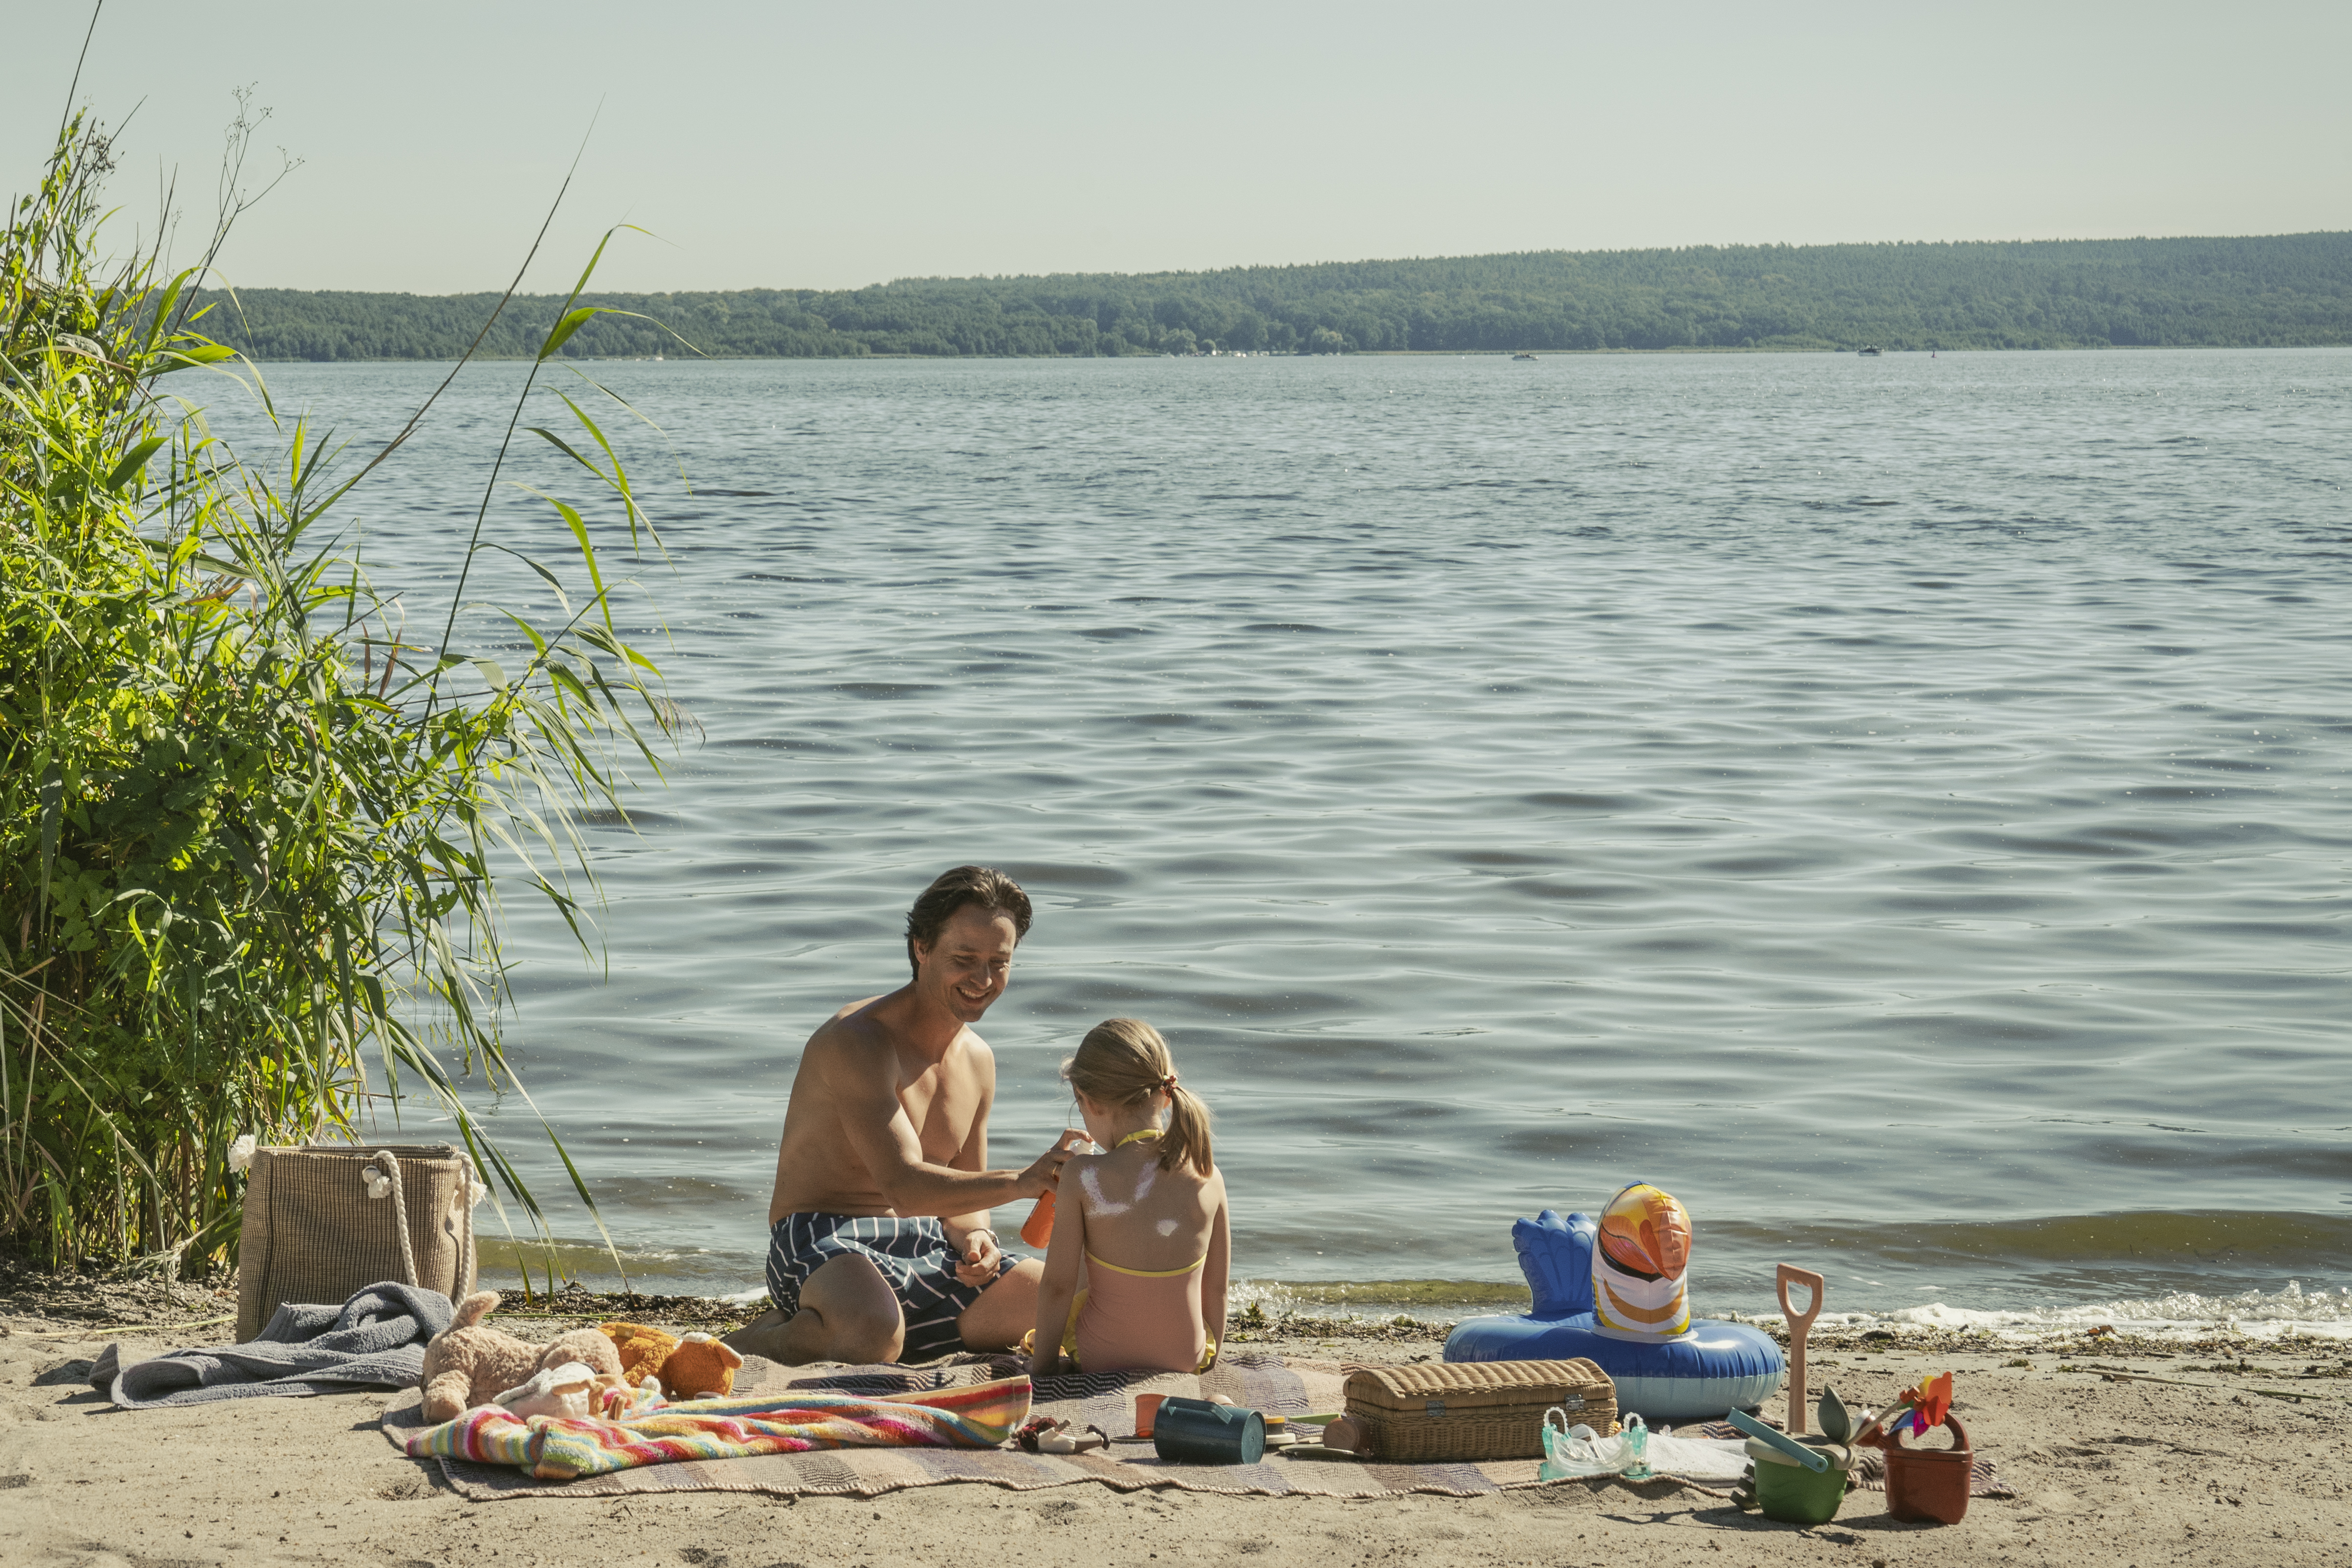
[188, 233, 2352, 360]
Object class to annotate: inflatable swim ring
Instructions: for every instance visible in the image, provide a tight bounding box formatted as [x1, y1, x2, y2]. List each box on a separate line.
[1444, 1207, 1785, 1424]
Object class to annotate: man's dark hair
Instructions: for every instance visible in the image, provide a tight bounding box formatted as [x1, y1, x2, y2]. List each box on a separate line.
[904, 865, 1033, 977]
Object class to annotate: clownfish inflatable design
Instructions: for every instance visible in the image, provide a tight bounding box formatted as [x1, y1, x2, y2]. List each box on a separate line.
[1443, 1184, 1785, 1422]
[1590, 1181, 1692, 1340]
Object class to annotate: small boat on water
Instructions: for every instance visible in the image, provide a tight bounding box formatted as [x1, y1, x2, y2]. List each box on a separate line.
[1857, 345, 1882, 357]
[1512, 351, 1537, 361]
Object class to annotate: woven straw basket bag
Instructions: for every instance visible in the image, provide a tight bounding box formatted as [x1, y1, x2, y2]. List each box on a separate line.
[234, 1143, 480, 1340]
[1344, 1359, 1617, 1463]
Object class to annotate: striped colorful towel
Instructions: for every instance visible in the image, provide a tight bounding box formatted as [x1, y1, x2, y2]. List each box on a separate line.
[404, 1375, 1031, 1482]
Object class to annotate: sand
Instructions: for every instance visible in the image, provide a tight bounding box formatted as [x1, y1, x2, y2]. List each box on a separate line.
[4, 1278, 2348, 1567]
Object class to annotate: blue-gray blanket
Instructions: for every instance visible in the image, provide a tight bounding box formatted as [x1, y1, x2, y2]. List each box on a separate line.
[94, 1281, 452, 1408]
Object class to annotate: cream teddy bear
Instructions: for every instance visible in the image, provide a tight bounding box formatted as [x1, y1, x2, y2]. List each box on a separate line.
[418, 1291, 625, 1423]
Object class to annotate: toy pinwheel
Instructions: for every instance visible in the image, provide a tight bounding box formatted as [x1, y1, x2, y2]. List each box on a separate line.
[1852, 1370, 1952, 1447]
[1899, 1371, 1953, 1435]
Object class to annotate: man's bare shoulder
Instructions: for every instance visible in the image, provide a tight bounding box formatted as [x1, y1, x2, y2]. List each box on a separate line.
[798, 994, 896, 1070]
[814, 993, 889, 1034]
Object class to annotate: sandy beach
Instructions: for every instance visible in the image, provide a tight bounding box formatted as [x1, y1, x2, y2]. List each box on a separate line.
[4, 1267, 2346, 1568]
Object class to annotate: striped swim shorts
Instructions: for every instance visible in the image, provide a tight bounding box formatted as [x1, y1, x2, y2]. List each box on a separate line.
[764, 1212, 1014, 1363]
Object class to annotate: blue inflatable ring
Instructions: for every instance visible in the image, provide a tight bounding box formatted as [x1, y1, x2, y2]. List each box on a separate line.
[1443, 1208, 1786, 1424]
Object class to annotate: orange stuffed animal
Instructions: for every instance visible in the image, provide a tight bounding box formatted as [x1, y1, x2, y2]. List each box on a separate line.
[599, 1321, 745, 1401]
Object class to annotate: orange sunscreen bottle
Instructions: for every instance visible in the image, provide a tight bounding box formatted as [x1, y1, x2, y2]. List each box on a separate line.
[1021, 1187, 1057, 1249]
[1021, 1131, 1094, 1248]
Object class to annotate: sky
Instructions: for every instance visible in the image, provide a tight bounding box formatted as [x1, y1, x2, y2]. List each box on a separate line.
[7, 0, 2348, 296]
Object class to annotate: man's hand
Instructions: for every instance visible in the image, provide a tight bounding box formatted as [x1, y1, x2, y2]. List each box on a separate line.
[1015, 1132, 1083, 1199]
[955, 1228, 1004, 1288]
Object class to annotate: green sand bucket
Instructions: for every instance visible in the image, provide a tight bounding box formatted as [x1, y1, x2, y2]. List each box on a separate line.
[1750, 1438, 1852, 1525]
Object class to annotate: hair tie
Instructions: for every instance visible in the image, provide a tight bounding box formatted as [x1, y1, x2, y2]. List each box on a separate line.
[1159, 1073, 1178, 1091]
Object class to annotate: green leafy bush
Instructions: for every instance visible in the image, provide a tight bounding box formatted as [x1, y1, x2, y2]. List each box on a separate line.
[2, 113, 675, 1278]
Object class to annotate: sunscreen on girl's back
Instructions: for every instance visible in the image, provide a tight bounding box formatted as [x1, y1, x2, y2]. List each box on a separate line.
[1021, 1132, 1100, 1247]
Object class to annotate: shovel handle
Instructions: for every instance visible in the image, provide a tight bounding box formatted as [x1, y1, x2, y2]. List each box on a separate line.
[1775, 1264, 1824, 1329]
[1776, 1265, 1824, 1434]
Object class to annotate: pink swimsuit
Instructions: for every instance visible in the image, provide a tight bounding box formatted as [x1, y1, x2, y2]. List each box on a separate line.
[1057, 1128, 1215, 1375]
[1068, 1252, 1211, 1375]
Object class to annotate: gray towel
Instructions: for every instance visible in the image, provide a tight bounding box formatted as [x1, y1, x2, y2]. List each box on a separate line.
[97, 1281, 454, 1408]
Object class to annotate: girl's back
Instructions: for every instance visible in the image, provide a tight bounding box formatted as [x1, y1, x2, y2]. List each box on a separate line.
[1029, 1019, 1231, 1377]
[1071, 1138, 1222, 1271]
[1068, 1137, 1225, 1374]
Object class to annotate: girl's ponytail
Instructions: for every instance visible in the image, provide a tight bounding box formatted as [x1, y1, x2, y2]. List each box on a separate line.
[1066, 1017, 1214, 1176]
[1159, 1079, 1214, 1177]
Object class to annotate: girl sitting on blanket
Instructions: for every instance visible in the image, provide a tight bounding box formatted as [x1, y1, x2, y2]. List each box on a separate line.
[1027, 1019, 1229, 1376]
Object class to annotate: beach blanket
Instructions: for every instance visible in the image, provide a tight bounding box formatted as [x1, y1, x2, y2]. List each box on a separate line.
[392, 1351, 1993, 1502]
[402, 1378, 1030, 1482]
[100, 1281, 452, 1409]
[387, 1353, 2017, 1503]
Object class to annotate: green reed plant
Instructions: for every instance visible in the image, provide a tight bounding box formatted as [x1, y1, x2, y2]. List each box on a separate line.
[1, 109, 681, 1280]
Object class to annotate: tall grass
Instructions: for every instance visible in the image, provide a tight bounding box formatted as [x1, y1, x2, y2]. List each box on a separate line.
[1, 108, 681, 1281]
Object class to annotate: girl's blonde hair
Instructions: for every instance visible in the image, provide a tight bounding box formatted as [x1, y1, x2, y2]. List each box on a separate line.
[1064, 1018, 1212, 1176]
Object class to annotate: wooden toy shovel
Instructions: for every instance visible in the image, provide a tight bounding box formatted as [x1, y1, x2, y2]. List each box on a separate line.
[1776, 1264, 1825, 1435]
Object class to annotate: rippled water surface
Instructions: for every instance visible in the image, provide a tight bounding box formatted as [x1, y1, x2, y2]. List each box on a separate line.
[199, 350, 2352, 1316]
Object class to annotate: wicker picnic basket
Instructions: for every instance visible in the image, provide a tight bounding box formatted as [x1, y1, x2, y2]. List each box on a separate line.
[1344, 1359, 1616, 1463]
[235, 1143, 479, 1340]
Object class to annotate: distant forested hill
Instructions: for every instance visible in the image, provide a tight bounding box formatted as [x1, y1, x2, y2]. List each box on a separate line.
[190, 234, 2352, 359]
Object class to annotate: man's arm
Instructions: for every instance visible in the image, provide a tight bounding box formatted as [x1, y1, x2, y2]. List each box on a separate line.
[819, 1028, 1058, 1217]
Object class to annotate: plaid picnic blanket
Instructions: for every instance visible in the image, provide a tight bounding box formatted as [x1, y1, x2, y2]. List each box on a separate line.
[385, 1353, 2015, 1503]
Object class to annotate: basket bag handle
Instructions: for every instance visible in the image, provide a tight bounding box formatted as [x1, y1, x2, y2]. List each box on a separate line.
[362, 1149, 420, 1287]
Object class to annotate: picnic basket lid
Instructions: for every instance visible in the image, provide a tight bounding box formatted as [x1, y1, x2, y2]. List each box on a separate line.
[1344, 1358, 1612, 1414]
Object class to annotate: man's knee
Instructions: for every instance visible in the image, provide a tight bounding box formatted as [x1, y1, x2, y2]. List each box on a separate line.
[816, 1303, 905, 1363]
[800, 1254, 906, 1361]
[986, 1257, 1044, 1299]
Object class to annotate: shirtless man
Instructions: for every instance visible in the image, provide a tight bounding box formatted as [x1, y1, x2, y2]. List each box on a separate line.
[723, 866, 1074, 1365]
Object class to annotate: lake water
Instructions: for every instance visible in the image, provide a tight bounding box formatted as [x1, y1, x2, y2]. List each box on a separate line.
[196, 348, 2352, 1332]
